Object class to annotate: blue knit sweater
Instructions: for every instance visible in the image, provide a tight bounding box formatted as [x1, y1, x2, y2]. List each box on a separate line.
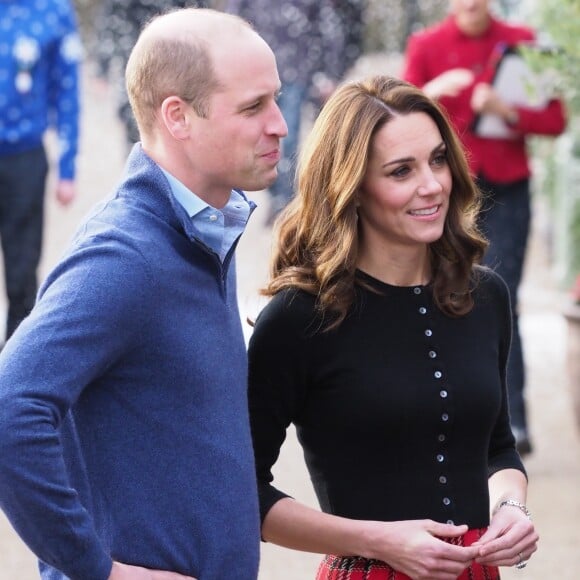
[0, 146, 260, 579]
[0, 0, 81, 178]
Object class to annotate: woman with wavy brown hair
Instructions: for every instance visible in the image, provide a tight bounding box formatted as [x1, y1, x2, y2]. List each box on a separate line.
[248, 75, 538, 579]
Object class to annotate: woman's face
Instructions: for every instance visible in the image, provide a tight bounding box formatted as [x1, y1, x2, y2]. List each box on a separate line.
[357, 112, 452, 253]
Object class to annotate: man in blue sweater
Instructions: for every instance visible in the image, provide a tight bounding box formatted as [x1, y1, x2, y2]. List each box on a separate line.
[0, 0, 82, 343]
[0, 8, 287, 580]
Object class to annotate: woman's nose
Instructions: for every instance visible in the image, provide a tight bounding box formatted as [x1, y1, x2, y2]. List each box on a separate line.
[417, 171, 444, 196]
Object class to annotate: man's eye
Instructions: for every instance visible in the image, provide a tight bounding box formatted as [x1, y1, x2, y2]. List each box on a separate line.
[244, 102, 261, 113]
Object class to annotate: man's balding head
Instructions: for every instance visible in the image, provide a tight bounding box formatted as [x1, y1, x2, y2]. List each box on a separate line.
[125, 8, 254, 137]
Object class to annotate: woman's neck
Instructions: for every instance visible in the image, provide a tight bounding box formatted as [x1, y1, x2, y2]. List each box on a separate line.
[356, 244, 431, 287]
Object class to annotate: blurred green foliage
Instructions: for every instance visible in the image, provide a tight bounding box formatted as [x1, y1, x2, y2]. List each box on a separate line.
[526, 0, 580, 288]
[526, 0, 580, 117]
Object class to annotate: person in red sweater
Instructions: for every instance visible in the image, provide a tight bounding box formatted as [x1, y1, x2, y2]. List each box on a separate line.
[401, 0, 567, 457]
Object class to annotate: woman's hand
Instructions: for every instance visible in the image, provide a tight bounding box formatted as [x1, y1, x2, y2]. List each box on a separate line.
[262, 499, 479, 578]
[469, 82, 519, 125]
[473, 505, 538, 568]
[363, 519, 479, 580]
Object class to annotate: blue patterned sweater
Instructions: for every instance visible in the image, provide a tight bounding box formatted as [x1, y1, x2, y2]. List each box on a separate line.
[0, 0, 81, 178]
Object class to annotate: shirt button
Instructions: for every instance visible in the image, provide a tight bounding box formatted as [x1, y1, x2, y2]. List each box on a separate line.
[434, 371, 442, 379]
[425, 329, 433, 337]
[414, 287, 422, 295]
[439, 475, 447, 484]
[438, 434, 446, 442]
[209, 214, 218, 222]
[443, 497, 451, 506]
[441, 413, 449, 422]
[440, 390, 448, 398]
[419, 307, 427, 314]
[429, 350, 437, 358]
[436, 454, 445, 463]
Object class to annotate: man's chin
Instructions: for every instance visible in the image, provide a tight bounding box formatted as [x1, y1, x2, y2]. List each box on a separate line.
[242, 171, 278, 193]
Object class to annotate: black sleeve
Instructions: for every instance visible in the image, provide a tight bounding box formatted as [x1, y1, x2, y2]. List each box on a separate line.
[483, 269, 527, 477]
[247, 290, 317, 523]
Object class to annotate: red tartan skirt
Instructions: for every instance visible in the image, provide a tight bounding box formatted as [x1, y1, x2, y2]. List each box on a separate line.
[315, 528, 500, 580]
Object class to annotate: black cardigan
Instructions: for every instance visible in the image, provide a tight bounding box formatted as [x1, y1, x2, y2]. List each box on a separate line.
[247, 267, 525, 530]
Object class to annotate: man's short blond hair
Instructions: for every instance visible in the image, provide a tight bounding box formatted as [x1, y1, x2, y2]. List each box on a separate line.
[125, 8, 251, 137]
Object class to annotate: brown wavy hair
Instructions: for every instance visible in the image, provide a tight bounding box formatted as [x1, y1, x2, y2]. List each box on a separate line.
[264, 75, 487, 329]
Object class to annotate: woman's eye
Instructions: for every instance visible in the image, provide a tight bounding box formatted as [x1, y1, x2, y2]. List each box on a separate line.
[391, 166, 410, 178]
[432, 153, 447, 166]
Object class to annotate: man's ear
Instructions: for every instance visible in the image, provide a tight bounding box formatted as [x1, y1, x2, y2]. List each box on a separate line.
[160, 96, 191, 140]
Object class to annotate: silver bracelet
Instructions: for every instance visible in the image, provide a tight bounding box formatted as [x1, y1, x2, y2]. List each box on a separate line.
[495, 499, 532, 520]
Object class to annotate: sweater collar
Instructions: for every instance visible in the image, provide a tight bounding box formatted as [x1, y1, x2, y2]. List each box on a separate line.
[122, 144, 256, 243]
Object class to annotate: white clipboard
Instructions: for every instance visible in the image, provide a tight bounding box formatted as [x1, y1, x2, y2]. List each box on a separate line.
[473, 44, 552, 139]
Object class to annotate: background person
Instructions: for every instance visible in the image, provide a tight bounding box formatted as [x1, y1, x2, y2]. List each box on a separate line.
[0, 8, 286, 580]
[227, 0, 360, 224]
[93, 0, 208, 149]
[247, 75, 537, 579]
[0, 0, 82, 344]
[401, 0, 567, 456]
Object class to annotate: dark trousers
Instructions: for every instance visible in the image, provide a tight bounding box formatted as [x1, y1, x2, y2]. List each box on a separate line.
[0, 146, 47, 341]
[477, 175, 530, 431]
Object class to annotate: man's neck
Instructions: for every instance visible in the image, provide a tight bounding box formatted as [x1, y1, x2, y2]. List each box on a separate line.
[455, 13, 492, 38]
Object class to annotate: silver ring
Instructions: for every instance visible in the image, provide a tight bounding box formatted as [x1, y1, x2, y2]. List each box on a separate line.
[515, 552, 527, 570]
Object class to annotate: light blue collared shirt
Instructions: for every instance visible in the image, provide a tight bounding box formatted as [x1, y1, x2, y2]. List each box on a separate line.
[162, 169, 252, 262]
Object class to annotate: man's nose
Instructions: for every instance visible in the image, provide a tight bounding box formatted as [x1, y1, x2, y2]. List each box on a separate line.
[269, 102, 288, 138]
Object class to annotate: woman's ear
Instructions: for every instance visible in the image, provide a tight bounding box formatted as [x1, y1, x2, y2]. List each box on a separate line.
[160, 96, 190, 140]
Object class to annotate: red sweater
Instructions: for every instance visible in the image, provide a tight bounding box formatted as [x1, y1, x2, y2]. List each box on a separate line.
[402, 16, 566, 183]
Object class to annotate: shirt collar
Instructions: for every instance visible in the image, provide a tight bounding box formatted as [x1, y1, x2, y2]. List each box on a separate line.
[161, 168, 208, 218]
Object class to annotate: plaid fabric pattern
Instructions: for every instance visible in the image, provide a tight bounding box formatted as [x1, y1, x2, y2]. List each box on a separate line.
[316, 528, 500, 580]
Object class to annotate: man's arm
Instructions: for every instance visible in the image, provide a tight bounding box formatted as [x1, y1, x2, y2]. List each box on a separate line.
[0, 241, 147, 579]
